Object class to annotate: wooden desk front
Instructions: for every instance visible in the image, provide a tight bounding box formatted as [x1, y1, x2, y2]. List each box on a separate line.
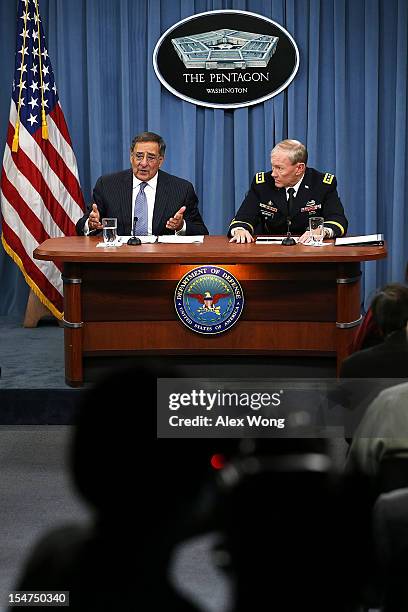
[34, 236, 387, 386]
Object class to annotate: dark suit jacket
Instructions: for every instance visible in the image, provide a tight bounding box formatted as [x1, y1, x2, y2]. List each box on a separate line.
[340, 329, 408, 378]
[228, 166, 348, 237]
[339, 330, 408, 433]
[15, 522, 202, 612]
[76, 169, 208, 236]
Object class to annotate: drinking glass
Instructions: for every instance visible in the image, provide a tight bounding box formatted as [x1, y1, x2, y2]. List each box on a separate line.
[102, 218, 117, 246]
[309, 217, 324, 246]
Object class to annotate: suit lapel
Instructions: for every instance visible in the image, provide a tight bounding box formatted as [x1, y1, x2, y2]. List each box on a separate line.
[152, 170, 170, 234]
[119, 170, 133, 235]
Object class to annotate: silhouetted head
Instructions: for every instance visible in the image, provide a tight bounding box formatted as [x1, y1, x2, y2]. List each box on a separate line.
[71, 361, 238, 529]
[71, 364, 157, 515]
[371, 283, 408, 337]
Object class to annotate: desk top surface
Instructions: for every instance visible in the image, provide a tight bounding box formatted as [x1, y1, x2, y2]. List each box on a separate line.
[34, 235, 387, 264]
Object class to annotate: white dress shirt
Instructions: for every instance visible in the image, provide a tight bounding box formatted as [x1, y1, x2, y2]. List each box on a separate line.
[285, 175, 304, 199]
[132, 173, 158, 236]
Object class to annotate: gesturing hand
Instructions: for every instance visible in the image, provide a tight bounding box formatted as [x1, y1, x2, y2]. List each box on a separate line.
[88, 203, 103, 231]
[166, 206, 186, 232]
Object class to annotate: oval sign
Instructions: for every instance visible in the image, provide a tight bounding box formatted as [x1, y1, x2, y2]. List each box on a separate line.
[153, 10, 299, 109]
[174, 266, 244, 335]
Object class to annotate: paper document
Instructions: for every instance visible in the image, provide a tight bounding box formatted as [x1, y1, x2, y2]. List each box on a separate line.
[96, 235, 157, 247]
[256, 236, 299, 244]
[157, 235, 205, 243]
[335, 234, 384, 246]
[96, 239, 123, 247]
[120, 235, 158, 244]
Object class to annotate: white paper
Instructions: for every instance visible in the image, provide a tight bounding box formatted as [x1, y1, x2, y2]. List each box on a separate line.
[335, 234, 384, 246]
[96, 239, 123, 247]
[255, 236, 299, 244]
[96, 235, 157, 247]
[307, 241, 332, 247]
[157, 235, 204, 243]
[120, 235, 158, 244]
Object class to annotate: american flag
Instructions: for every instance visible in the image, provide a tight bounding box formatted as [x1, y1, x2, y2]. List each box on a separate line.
[0, 0, 85, 319]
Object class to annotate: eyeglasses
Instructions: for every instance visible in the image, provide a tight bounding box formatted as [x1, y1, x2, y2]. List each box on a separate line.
[132, 152, 161, 163]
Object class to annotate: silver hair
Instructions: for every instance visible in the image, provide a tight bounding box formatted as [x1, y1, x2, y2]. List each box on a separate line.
[271, 139, 308, 165]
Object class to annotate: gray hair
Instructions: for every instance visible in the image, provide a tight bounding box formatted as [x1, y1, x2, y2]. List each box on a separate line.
[271, 139, 308, 165]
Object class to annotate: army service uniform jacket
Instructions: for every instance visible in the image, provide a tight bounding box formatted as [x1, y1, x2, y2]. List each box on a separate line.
[228, 167, 348, 238]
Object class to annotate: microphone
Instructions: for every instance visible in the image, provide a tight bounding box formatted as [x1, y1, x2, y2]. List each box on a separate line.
[281, 218, 296, 246]
[127, 215, 142, 246]
[281, 188, 296, 246]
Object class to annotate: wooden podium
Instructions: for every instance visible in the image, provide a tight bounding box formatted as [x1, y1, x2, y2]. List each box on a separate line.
[34, 236, 387, 387]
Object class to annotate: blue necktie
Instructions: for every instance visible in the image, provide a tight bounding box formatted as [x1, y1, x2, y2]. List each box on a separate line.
[134, 182, 148, 235]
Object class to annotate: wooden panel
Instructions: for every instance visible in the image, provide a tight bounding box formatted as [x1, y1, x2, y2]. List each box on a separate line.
[82, 279, 337, 322]
[82, 280, 176, 321]
[83, 320, 336, 353]
[242, 280, 336, 321]
[80, 262, 340, 282]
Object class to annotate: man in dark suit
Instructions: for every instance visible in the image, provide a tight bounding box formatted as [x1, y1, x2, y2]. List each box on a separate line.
[340, 284, 408, 379]
[339, 284, 408, 437]
[76, 132, 208, 237]
[228, 139, 347, 243]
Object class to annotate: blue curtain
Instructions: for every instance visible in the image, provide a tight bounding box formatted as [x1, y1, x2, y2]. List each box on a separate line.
[1, 0, 407, 315]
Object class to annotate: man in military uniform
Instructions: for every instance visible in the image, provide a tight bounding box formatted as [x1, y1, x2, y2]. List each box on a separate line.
[228, 139, 348, 243]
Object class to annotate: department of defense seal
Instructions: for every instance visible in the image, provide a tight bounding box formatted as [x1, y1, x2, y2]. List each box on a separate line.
[174, 266, 244, 334]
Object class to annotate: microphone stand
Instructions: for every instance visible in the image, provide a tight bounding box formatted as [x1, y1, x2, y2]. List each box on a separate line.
[281, 216, 296, 246]
[281, 190, 296, 246]
[127, 216, 142, 246]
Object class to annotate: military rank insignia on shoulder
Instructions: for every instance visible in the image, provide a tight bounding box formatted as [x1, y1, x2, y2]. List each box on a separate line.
[323, 172, 334, 185]
[255, 172, 265, 184]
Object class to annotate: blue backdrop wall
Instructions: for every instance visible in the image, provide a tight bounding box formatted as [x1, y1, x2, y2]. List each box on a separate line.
[1, 0, 407, 316]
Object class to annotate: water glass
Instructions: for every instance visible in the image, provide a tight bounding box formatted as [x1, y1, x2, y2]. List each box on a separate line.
[309, 216, 324, 246]
[102, 218, 117, 246]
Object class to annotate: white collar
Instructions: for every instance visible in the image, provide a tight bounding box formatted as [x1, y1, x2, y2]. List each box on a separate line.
[133, 171, 158, 191]
[286, 174, 305, 197]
